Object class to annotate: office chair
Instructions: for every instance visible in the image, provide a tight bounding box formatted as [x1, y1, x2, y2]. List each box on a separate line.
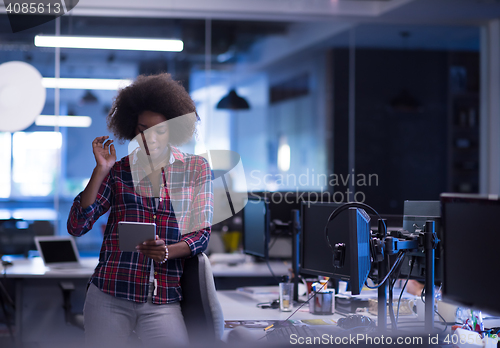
[180, 252, 224, 344]
[60, 252, 224, 343]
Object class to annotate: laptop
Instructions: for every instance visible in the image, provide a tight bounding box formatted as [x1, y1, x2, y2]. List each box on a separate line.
[34, 236, 83, 270]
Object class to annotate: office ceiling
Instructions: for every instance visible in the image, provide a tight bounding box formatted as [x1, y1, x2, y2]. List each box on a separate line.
[1, 0, 498, 53]
[34, 0, 500, 24]
[56, 0, 414, 21]
[0, 0, 497, 81]
[0, 16, 289, 65]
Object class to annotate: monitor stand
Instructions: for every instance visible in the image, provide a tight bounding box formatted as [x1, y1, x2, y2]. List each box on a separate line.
[376, 220, 438, 333]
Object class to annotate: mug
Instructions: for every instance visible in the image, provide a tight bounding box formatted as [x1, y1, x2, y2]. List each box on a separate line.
[309, 292, 334, 315]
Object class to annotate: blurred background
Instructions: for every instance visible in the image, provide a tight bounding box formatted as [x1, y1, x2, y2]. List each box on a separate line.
[0, 0, 499, 254]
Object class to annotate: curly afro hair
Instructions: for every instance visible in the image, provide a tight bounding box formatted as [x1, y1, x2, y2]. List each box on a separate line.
[107, 73, 198, 145]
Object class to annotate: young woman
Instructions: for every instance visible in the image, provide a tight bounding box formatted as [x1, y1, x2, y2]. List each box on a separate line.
[67, 73, 213, 347]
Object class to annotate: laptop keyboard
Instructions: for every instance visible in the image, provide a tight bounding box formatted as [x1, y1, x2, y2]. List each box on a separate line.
[266, 325, 318, 342]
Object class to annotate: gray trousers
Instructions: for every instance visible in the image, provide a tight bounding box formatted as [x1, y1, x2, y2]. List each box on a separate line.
[83, 283, 189, 348]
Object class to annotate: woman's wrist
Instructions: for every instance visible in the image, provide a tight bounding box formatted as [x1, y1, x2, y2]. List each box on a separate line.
[159, 245, 168, 264]
[94, 164, 112, 176]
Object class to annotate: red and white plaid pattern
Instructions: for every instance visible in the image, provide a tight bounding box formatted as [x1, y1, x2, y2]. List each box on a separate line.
[67, 146, 213, 304]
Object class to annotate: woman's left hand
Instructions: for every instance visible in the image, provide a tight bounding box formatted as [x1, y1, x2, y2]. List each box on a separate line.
[135, 235, 167, 263]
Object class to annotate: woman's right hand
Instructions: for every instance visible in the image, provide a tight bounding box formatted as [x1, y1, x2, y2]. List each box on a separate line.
[80, 136, 116, 209]
[92, 136, 116, 171]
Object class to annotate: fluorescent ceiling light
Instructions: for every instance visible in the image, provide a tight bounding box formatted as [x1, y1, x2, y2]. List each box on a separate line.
[42, 78, 132, 90]
[36, 115, 92, 128]
[277, 136, 291, 172]
[35, 35, 183, 52]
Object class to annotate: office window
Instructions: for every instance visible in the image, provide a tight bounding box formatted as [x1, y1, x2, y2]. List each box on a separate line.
[0, 132, 11, 198]
[12, 132, 62, 197]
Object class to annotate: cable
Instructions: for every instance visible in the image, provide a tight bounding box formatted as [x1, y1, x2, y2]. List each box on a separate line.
[267, 235, 279, 251]
[391, 254, 405, 289]
[364, 252, 405, 289]
[388, 252, 406, 331]
[388, 275, 396, 331]
[396, 256, 415, 323]
[258, 281, 329, 340]
[281, 281, 328, 322]
[265, 257, 280, 284]
[435, 307, 448, 333]
[420, 285, 448, 333]
[266, 219, 290, 283]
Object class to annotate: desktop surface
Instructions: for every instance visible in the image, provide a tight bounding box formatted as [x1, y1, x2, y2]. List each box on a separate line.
[217, 286, 443, 346]
[1, 254, 290, 279]
[1, 256, 98, 278]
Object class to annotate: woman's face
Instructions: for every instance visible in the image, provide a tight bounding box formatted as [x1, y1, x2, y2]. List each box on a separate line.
[135, 111, 169, 161]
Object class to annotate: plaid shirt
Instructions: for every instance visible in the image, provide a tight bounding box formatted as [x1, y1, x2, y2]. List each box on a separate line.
[67, 146, 213, 304]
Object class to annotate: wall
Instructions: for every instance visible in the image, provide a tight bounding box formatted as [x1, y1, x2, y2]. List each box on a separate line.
[333, 48, 449, 214]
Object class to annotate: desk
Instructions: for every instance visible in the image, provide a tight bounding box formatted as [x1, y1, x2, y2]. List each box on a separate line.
[1, 257, 98, 278]
[216, 288, 444, 344]
[0, 257, 98, 347]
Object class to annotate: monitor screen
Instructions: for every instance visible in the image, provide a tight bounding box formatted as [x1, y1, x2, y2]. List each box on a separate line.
[249, 191, 330, 226]
[38, 240, 79, 264]
[0, 219, 36, 255]
[249, 192, 316, 259]
[300, 202, 348, 279]
[242, 197, 269, 258]
[441, 193, 500, 316]
[348, 208, 371, 296]
[402, 200, 441, 233]
[249, 191, 302, 228]
[268, 194, 301, 225]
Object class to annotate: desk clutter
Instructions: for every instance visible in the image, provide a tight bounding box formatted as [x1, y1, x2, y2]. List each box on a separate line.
[2, 195, 500, 347]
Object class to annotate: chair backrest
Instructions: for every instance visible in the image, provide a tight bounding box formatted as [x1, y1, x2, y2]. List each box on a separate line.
[180, 252, 224, 343]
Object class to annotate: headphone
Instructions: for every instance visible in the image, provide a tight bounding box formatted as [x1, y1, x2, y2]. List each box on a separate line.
[323, 202, 387, 268]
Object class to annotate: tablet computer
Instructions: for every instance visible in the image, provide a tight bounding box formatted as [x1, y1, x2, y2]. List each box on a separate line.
[118, 221, 156, 252]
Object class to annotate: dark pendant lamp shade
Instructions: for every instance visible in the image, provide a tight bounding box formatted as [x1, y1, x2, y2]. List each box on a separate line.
[216, 89, 250, 110]
[81, 90, 98, 104]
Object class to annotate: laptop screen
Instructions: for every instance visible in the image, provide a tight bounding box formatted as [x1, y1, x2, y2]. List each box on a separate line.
[37, 239, 79, 264]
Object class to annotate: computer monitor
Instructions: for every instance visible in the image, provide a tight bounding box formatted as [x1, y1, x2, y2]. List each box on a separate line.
[242, 196, 270, 259]
[300, 202, 344, 277]
[248, 191, 301, 226]
[249, 191, 319, 259]
[441, 193, 500, 316]
[300, 202, 373, 295]
[249, 191, 331, 227]
[0, 219, 36, 256]
[348, 207, 372, 296]
[397, 200, 442, 281]
[402, 201, 441, 233]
